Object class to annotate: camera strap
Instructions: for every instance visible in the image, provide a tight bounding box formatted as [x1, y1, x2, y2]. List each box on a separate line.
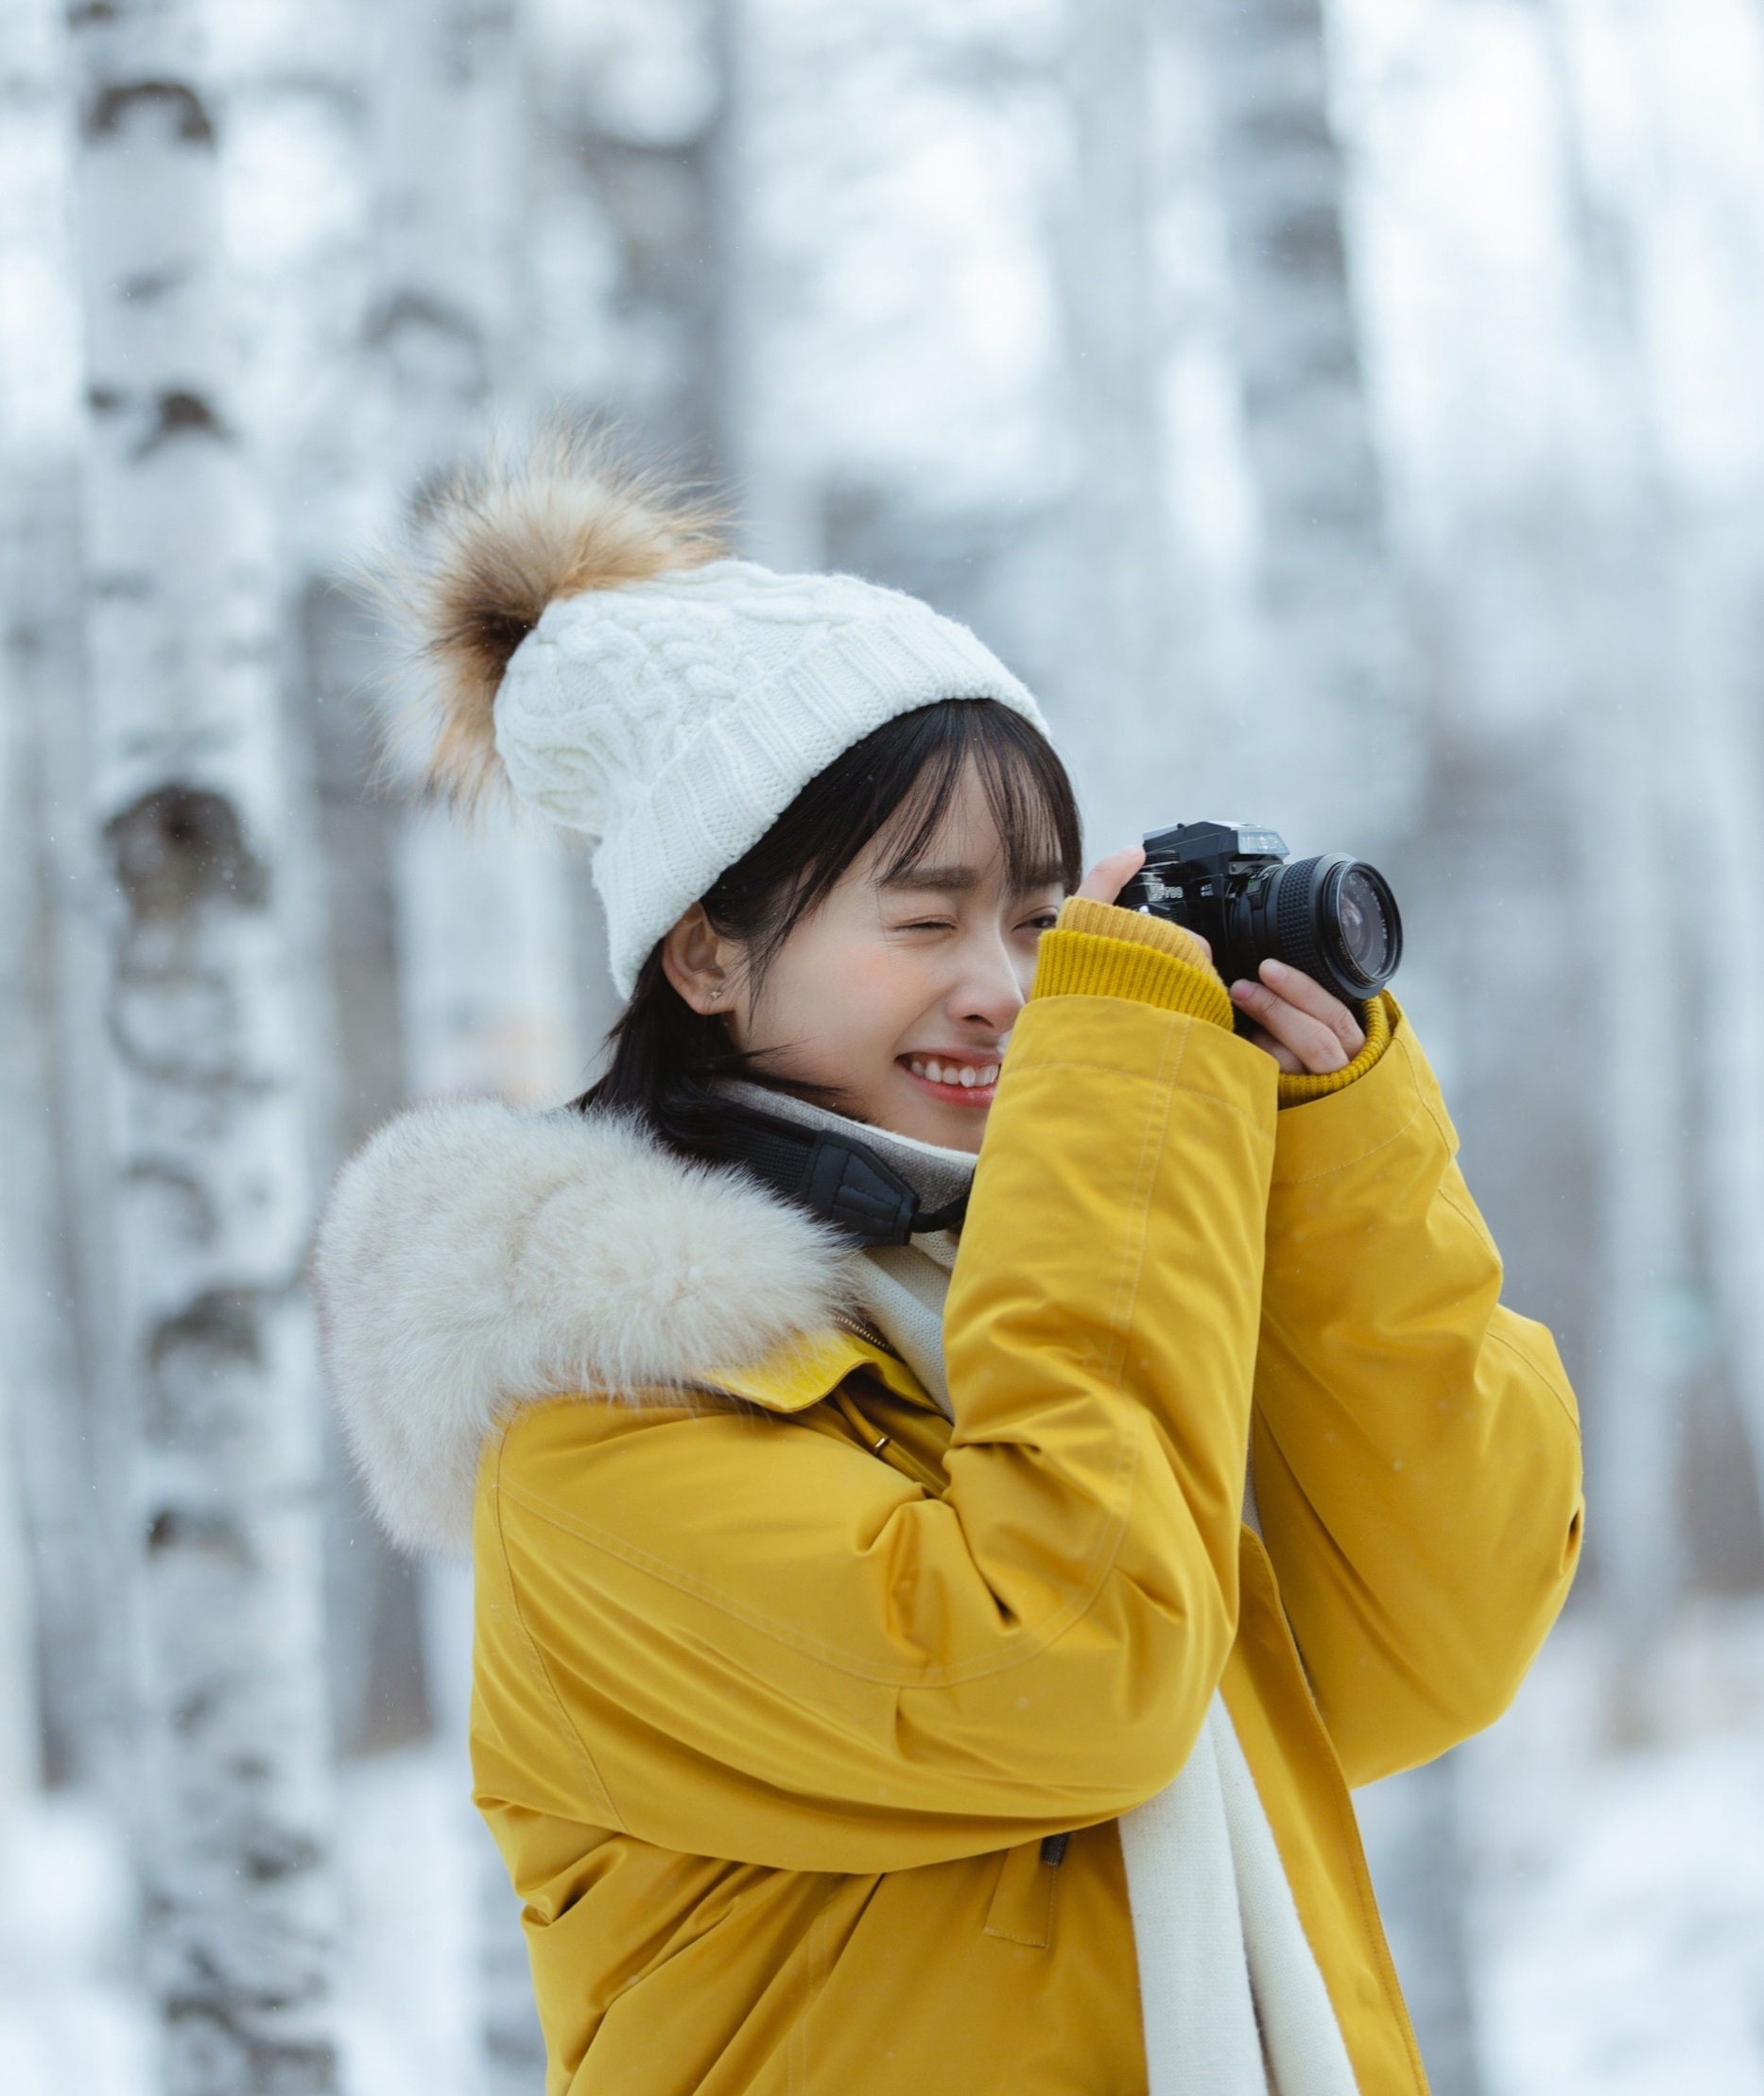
[713, 1108, 969, 1248]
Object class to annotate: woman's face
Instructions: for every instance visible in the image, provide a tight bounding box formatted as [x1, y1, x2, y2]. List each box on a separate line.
[662, 762, 1064, 1152]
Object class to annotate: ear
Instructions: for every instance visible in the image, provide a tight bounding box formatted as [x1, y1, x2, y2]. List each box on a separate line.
[661, 904, 744, 1015]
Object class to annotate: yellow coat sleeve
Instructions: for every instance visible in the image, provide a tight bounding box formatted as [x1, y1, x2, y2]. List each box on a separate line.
[1249, 1006, 1585, 1785]
[478, 927, 1279, 1874]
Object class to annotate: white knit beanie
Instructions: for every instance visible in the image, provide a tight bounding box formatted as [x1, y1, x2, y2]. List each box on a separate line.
[388, 437, 1049, 995]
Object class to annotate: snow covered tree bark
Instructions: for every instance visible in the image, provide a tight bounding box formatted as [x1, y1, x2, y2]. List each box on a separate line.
[63, 1, 339, 2086]
[0, 598, 48, 1804]
[0, 303, 91, 1825]
[706, 0, 831, 569]
[1357, 1756, 1483, 2096]
[1541, 0, 1694, 1674]
[1683, 526, 1764, 1577]
[204, 0, 436, 1763]
[0, 0, 117, 1801]
[369, 1, 579, 2082]
[0, 469, 119, 1794]
[1194, 1, 1475, 2079]
[1565, 0, 1764, 1609]
[527, 0, 725, 476]
[1059, 0, 1172, 841]
[370, 0, 584, 1121]
[520, 0, 734, 1058]
[1192, 0, 1411, 850]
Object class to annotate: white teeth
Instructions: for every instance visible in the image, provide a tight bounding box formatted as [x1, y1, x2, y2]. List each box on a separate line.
[908, 1057, 1000, 1087]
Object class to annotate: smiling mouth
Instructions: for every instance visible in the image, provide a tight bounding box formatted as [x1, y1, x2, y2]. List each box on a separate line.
[899, 1053, 1002, 1103]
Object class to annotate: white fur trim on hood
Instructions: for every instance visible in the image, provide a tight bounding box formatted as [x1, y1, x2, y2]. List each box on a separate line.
[311, 1100, 851, 1554]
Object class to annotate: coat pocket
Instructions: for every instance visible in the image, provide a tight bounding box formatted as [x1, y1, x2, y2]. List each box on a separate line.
[982, 1840, 1060, 1949]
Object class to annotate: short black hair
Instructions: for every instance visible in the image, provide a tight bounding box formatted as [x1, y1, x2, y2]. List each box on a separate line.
[579, 698, 1081, 1146]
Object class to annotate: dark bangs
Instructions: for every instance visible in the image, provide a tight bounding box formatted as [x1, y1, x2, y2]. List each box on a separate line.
[718, 698, 1081, 979]
[582, 697, 1081, 1128]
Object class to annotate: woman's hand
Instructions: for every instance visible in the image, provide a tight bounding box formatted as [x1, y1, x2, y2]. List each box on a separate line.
[1074, 846, 1364, 1077]
[1074, 844, 1147, 905]
[1230, 961, 1365, 1076]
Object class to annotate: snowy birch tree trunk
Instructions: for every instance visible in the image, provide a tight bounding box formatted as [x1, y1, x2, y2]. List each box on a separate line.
[522, 0, 733, 1064]
[370, 0, 583, 1118]
[1357, 1758, 1483, 2096]
[303, 563, 437, 1759]
[370, 1, 575, 2081]
[0, 0, 59, 1816]
[0, 607, 46, 1805]
[369, 0, 583, 1087]
[527, 0, 725, 475]
[208, 0, 433, 1763]
[64, 2, 338, 2086]
[521, 0, 730, 1067]
[369, 0, 585, 1138]
[1682, 524, 1764, 1560]
[1192, 0, 1411, 850]
[708, 0, 826, 568]
[1583, 0, 1764, 1591]
[1196, 0, 1473, 2075]
[0, 1414, 35, 1810]
[1060, 0, 1172, 842]
[0, 454, 134, 1801]
[0, 0, 115, 1801]
[1578, 653, 1690, 1662]
[1543, 0, 1694, 1680]
[0, 429, 79, 1828]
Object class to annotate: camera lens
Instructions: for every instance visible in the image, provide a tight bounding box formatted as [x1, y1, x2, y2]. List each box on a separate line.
[1265, 854, 1402, 1003]
[1334, 865, 1392, 979]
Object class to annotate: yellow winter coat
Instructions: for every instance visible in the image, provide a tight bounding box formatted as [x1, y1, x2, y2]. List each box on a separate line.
[331, 901, 1582, 2095]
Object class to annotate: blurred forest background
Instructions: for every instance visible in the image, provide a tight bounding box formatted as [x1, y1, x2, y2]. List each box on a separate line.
[4, 0, 1764, 2091]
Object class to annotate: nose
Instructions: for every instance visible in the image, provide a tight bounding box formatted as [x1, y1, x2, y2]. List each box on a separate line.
[948, 927, 1029, 1037]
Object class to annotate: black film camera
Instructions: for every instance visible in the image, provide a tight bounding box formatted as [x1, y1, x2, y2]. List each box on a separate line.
[1115, 821, 1402, 1006]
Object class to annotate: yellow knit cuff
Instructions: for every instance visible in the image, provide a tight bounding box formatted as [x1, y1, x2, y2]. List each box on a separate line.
[1276, 992, 1394, 1107]
[1055, 896, 1216, 974]
[1032, 914, 1235, 1031]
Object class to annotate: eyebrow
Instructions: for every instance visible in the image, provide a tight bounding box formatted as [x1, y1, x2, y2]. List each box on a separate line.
[881, 860, 1066, 896]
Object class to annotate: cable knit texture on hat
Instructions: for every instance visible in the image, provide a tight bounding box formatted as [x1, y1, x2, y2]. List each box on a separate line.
[379, 434, 1047, 996]
[498, 561, 1046, 991]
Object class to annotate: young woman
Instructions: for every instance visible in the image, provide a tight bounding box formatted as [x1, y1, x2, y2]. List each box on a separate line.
[316, 442, 1582, 2096]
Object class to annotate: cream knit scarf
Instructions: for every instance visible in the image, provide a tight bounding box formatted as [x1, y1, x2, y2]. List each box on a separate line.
[727, 1086, 1360, 2096]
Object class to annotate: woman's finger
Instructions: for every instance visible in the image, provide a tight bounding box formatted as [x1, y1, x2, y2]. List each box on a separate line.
[1074, 844, 1148, 907]
[1230, 975, 1351, 1073]
[1237, 1020, 1304, 1075]
[1255, 959, 1365, 1059]
[1070, 849, 1215, 961]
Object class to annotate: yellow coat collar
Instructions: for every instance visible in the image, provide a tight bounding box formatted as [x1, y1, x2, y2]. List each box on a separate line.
[705, 1327, 932, 1414]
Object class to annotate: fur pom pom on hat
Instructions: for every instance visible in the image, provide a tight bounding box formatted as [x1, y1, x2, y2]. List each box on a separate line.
[381, 430, 1049, 996]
